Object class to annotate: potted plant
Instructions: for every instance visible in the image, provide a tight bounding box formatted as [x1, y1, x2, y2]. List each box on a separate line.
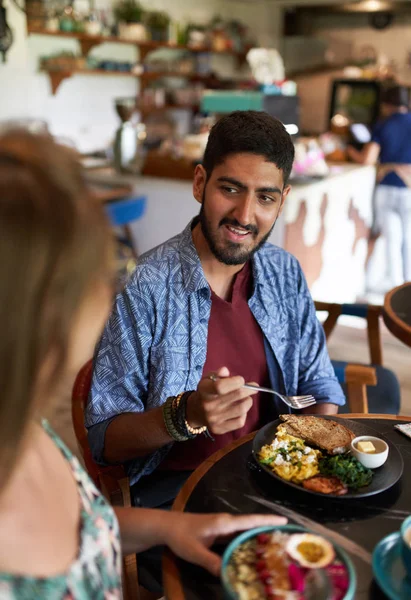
[209, 15, 229, 52]
[226, 20, 247, 53]
[185, 23, 207, 49]
[114, 0, 147, 41]
[145, 10, 170, 42]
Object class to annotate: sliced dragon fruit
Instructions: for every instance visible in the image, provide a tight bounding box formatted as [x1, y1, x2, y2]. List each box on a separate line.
[288, 562, 306, 592]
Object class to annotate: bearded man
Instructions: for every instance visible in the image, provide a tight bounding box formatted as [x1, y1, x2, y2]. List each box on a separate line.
[86, 110, 345, 590]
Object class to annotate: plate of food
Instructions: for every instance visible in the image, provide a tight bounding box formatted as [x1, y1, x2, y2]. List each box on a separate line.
[252, 415, 403, 498]
[222, 524, 356, 600]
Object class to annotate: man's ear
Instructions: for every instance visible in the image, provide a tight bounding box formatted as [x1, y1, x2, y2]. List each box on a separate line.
[193, 164, 207, 205]
[278, 184, 291, 217]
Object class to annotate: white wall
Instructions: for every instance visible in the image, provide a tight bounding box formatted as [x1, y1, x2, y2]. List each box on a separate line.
[1, 0, 281, 152]
[309, 12, 411, 72]
[1, 1, 138, 152]
[275, 0, 411, 76]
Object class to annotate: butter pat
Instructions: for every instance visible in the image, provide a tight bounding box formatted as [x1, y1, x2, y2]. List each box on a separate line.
[357, 441, 376, 454]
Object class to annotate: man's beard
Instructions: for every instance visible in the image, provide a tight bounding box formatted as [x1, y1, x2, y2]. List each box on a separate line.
[199, 190, 277, 266]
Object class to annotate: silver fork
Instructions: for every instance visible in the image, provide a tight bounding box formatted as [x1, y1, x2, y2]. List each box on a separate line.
[242, 383, 316, 410]
[209, 374, 316, 410]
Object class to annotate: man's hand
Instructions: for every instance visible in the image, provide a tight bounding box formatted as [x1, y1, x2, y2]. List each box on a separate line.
[186, 366, 257, 435]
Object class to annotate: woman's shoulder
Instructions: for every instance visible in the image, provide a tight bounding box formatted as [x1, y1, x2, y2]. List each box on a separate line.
[0, 421, 121, 596]
[41, 419, 74, 460]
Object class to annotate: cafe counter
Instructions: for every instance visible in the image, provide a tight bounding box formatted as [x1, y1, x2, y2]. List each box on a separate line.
[86, 162, 376, 303]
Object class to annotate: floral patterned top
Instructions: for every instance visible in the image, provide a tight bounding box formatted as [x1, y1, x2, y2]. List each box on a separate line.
[0, 422, 122, 599]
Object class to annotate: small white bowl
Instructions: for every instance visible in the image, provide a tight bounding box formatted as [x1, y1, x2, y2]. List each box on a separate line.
[351, 436, 389, 469]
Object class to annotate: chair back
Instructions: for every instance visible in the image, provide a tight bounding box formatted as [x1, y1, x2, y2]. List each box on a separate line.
[72, 360, 130, 495]
[72, 360, 100, 485]
[315, 301, 401, 415]
[315, 302, 383, 365]
[72, 360, 140, 600]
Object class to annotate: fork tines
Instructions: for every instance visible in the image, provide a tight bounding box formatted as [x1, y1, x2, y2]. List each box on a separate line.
[292, 396, 316, 408]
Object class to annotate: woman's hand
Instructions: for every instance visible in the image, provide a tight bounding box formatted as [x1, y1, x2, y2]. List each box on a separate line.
[116, 507, 286, 568]
[161, 512, 287, 576]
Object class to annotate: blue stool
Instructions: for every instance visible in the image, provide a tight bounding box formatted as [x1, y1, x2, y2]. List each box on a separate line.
[104, 195, 146, 258]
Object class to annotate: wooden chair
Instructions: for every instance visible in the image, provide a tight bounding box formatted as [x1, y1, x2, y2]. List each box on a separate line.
[72, 360, 140, 600]
[316, 302, 383, 365]
[330, 362, 377, 414]
[315, 302, 401, 415]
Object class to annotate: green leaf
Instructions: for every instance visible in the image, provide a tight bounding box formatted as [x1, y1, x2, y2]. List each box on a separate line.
[319, 454, 373, 489]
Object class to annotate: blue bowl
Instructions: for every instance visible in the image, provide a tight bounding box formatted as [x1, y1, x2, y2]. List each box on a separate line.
[400, 516, 411, 576]
[221, 525, 357, 600]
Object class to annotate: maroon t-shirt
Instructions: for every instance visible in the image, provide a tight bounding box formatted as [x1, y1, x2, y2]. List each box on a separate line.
[160, 261, 271, 471]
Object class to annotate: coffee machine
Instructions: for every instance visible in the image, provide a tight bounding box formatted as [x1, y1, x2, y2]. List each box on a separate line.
[113, 98, 146, 174]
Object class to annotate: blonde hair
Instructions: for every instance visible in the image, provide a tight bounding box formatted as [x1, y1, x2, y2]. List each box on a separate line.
[0, 130, 112, 482]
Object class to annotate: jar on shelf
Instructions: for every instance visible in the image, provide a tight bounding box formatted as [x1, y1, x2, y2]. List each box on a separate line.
[211, 28, 228, 52]
[85, 11, 102, 36]
[118, 21, 148, 41]
[59, 7, 76, 32]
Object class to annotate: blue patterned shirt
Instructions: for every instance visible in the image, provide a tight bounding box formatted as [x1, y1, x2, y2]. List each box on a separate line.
[86, 220, 345, 485]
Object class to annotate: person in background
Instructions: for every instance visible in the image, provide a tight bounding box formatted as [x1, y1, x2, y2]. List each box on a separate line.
[348, 85, 411, 291]
[0, 130, 287, 599]
[86, 110, 345, 591]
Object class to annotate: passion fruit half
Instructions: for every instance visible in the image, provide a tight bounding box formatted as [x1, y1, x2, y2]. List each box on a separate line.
[286, 533, 335, 569]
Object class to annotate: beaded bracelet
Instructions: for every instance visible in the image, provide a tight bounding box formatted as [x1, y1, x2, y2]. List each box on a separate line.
[179, 391, 208, 436]
[173, 392, 197, 439]
[163, 392, 211, 441]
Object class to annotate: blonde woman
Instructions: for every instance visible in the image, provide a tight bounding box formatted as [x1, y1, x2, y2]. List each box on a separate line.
[0, 131, 285, 598]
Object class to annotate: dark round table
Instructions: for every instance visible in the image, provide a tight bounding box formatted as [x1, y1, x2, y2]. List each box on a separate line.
[384, 283, 411, 347]
[163, 414, 411, 600]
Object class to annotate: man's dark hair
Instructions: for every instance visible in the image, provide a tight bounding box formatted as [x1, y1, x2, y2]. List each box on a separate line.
[381, 85, 409, 109]
[202, 110, 295, 184]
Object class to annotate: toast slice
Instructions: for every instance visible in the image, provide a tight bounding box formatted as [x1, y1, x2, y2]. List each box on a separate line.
[279, 414, 355, 455]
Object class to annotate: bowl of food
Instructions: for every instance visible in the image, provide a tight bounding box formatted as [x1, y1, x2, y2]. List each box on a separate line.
[221, 525, 356, 600]
[350, 436, 389, 469]
[400, 515, 411, 576]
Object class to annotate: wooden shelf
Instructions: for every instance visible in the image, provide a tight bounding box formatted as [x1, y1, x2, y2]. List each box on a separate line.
[41, 68, 135, 93]
[140, 71, 209, 81]
[32, 27, 248, 95]
[41, 66, 212, 94]
[27, 27, 247, 60]
[139, 103, 200, 114]
[287, 62, 352, 79]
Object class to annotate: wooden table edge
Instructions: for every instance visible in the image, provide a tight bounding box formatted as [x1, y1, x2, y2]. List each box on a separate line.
[383, 283, 411, 347]
[162, 413, 411, 600]
[89, 185, 134, 204]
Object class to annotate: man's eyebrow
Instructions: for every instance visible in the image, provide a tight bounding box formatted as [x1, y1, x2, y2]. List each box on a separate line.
[256, 186, 283, 194]
[216, 176, 247, 189]
[217, 177, 282, 195]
